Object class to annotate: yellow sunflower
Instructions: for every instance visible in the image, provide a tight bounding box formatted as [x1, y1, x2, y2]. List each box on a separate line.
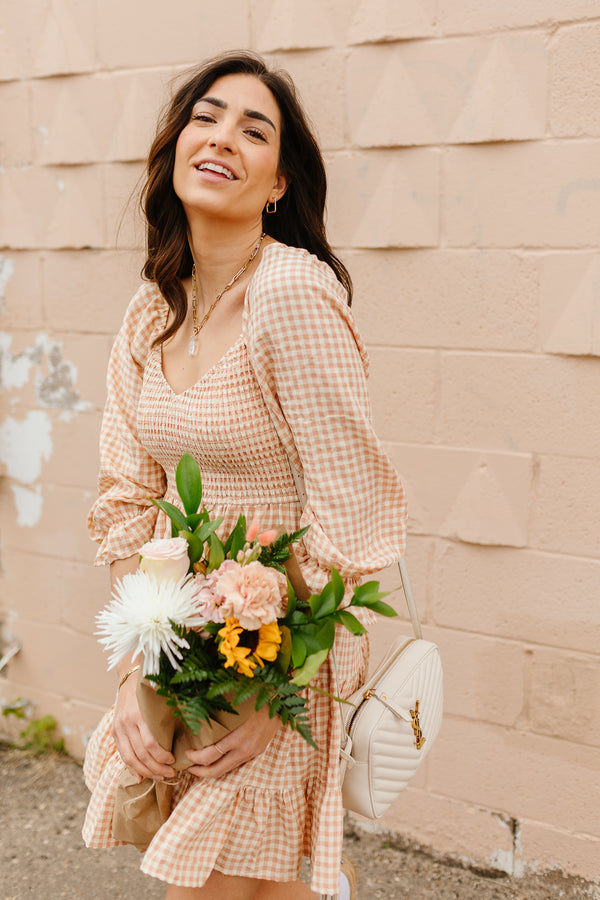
[254, 621, 282, 668]
[218, 617, 257, 678]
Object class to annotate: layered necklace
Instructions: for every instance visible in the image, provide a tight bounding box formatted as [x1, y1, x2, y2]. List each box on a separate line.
[188, 232, 266, 357]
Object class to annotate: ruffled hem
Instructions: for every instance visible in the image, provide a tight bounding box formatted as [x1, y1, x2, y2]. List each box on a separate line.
[82, 712, 343, 893]
[140, 774, 341, 891]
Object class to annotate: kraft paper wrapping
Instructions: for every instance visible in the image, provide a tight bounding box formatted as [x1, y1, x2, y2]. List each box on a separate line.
[112, 679, 255, 850]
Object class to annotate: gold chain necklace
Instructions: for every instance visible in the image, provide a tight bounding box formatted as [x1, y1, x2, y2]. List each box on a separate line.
[188, 232, 266, 357]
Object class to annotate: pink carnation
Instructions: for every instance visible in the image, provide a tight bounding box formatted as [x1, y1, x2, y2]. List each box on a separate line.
[215, 560, 287, 630]
[190, 560, 238, 624]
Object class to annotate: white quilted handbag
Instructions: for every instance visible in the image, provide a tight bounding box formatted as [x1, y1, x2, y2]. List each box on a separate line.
[333, 559, 443, 819]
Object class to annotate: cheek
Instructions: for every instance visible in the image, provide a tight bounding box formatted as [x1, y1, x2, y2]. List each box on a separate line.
[174, 132, 189, 166]
[253, 149, 282, 189]
[173, 133, 192, 192]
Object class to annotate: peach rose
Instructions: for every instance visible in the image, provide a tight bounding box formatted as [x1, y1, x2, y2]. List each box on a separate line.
[215, 560, 287, 630]
[139, 537, 190, 583]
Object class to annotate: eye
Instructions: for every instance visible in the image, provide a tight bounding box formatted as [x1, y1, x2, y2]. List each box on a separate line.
[246, 127, 267, 142]
[191, 112, 215, 124]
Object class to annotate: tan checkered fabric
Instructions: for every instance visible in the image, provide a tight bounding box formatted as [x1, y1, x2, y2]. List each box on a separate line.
[83, 243, 407, 894]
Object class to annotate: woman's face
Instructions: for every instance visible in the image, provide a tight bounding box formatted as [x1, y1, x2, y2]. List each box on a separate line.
[173, 73, 288, 227]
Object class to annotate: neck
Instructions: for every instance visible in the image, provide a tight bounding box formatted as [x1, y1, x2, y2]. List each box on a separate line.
[187, 217, 266, 297]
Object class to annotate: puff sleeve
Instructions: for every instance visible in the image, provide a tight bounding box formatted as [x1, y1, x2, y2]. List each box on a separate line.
[87, 283, 167, 565]
[245, 246, 407, 591]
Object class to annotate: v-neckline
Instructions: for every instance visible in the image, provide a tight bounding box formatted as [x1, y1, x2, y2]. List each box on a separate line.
[158, 333, 246, 398]
[157, 242, 279, 397]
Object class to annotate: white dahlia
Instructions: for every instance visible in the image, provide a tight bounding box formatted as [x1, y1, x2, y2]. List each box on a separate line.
[96, 570, 209, 676]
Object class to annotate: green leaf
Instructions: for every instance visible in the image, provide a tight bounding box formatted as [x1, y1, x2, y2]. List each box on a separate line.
[350, 580, 389, 606]
[223, 515, 247, 560]
[254, 688, 271, 711]
[330, 568, 346, 607]
[176, 453, 203, 516]
[196, 517, 225, 544]
[335, 609, 366, 635]
[349, 581, 397, 617]
[150, 498, 189, 534]
[289, 525, 310, 543]
[291, 633, 307, 669]
[179, 530, 203, 565]
[285, 578, 297, 618]
[233, 680, 259, 706]
[310, 581, 337, 620]
[315, 619, 336, 651]
[363, 599, 398, 617]
[276, 625, 292, 674]
[257, 526, 310, 569]
[207, 532, 225, 572]
[291, 648, 329, 686]
[186, 513, 205, 531]
[1, 701, 27, 719]
[297, 626, 326, 656]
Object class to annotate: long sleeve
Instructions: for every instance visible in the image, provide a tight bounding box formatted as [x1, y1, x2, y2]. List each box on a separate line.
[87, 283, 167, 565]
[245, 245, 407, 591]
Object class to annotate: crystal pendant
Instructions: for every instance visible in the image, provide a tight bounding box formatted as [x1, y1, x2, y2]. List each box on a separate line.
[188, 336, 196, 357]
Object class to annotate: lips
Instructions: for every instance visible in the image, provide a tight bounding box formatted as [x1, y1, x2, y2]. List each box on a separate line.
[195, 160, 237, 181]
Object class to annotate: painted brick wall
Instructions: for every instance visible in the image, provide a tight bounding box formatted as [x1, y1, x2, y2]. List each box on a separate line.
[1, 0, 599, 884]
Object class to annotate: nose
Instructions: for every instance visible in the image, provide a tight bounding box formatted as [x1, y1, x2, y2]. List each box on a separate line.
[208, 119, 236, 153]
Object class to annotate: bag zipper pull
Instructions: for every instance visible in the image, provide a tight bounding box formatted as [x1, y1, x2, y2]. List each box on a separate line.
[363, 688, 412, 722]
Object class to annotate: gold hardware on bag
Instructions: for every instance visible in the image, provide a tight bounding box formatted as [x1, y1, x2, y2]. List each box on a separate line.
[363, 688, 374, 699]
[410, 700, 426, 749]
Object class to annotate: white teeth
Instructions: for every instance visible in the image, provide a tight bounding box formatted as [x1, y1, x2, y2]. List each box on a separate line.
[197, 162, 235, 180]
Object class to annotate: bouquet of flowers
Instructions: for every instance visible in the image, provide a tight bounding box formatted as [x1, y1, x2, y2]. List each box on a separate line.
[96, 453, 395, 848]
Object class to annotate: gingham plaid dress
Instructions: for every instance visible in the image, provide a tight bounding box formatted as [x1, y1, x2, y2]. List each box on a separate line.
[82, 242, 407, 894]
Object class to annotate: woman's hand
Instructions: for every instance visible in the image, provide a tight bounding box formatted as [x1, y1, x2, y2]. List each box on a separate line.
[184, 706, 283, 778]
[111, 673, 176, 782]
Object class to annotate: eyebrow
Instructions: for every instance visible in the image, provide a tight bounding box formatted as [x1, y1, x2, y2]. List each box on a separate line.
[197, 96, 277, 132]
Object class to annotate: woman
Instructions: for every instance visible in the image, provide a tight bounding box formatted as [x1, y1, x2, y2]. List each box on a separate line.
[83, 51, 406, 899]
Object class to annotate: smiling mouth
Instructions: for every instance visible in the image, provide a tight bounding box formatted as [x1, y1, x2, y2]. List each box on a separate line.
[196, 162, 237, 180]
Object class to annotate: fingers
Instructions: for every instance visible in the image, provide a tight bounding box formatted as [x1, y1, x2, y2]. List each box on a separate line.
[185, 708, 283, 779]
[112, 684, 176, 781]
[129, 728, 176, 780]
[137, 717, 176, 769]
[185, 740, 229, 772]
[112, 718, 176, 781]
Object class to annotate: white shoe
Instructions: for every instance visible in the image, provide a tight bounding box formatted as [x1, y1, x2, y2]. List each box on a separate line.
[339, 856, 357, 900]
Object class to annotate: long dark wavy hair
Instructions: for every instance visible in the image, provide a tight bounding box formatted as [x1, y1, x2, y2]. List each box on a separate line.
[141, 50, 353, 347]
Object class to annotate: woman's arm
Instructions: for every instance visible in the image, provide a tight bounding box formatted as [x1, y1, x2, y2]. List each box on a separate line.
[88, 284, 167, 567]
[110, 555, 177, 782]
[245, 248, 407, 590]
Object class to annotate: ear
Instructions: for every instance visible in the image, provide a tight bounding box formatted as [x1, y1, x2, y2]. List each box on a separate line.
[272, 170, 290, 202]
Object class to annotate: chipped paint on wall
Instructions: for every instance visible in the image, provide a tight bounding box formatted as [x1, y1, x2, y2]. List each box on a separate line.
[0, 333, 89, 411]
[11, 484, 44, 527]
[0, 333, 32, 389]
[0, 332, 89, 527]
[0, 411, 52, 482]
[0, 255, 15, 314]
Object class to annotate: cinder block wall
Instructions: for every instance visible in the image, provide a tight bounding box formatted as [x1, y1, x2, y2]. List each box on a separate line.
[1, 0, 599, 883]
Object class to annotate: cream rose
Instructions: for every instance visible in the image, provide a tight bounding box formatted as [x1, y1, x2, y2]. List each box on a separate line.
[139, 537, 190, 583]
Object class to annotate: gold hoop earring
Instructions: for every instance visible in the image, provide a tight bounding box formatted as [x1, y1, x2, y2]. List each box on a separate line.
[265, 198, 277, 214]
